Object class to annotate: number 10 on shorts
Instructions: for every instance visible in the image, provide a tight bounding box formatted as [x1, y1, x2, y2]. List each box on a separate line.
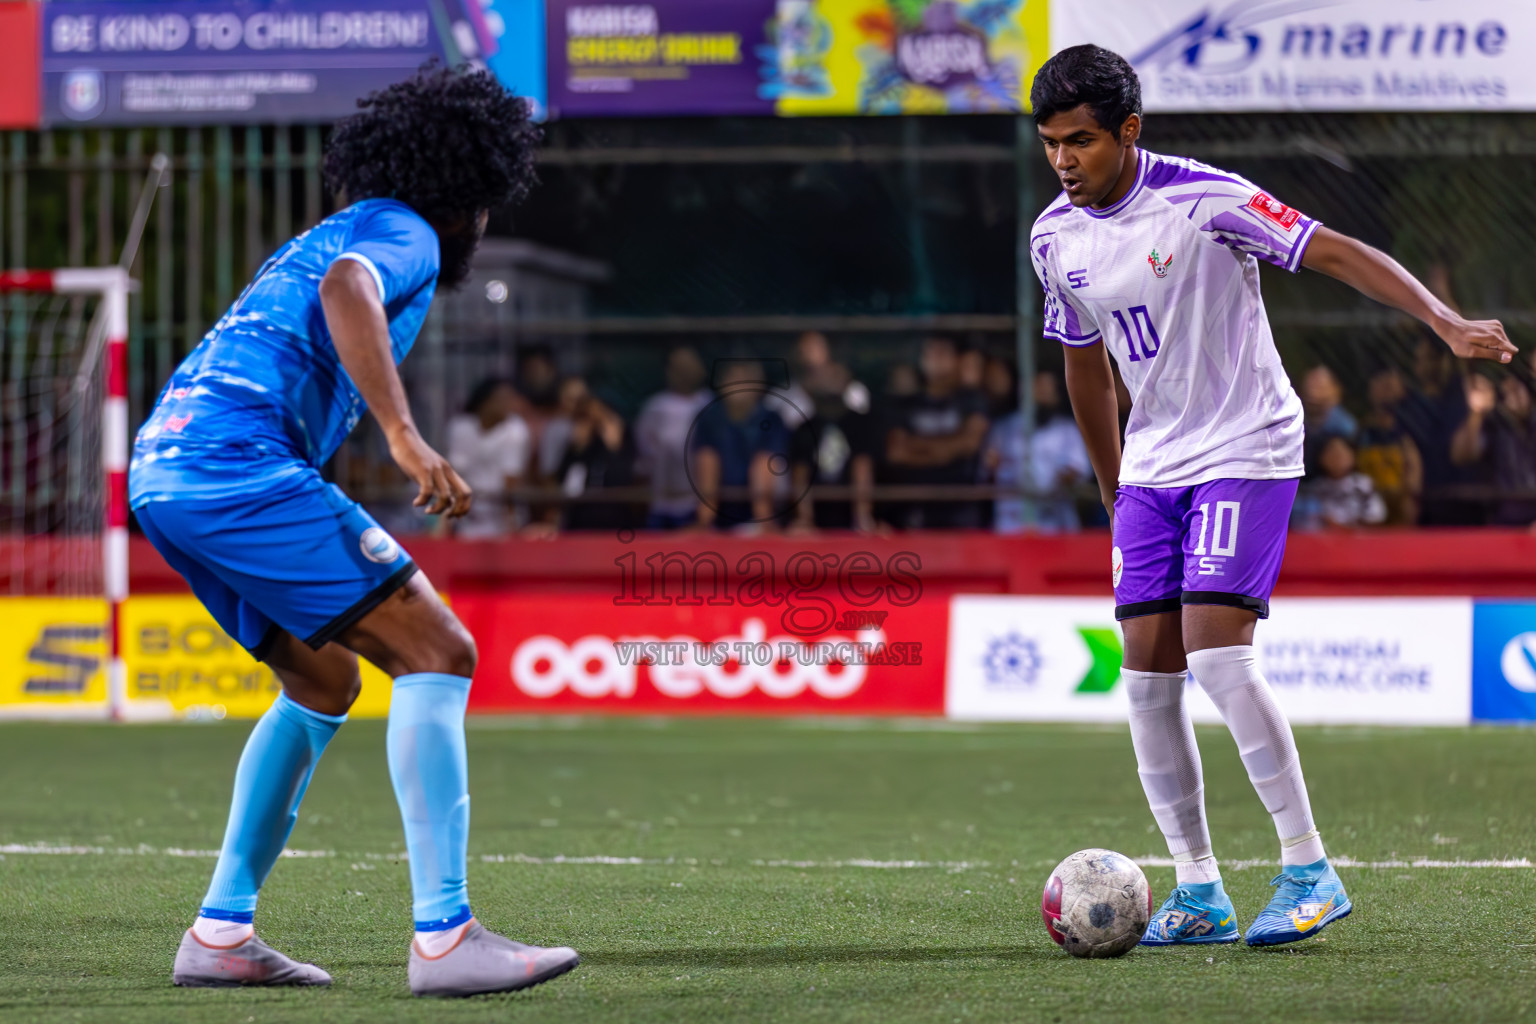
[1193, 501, 1240, 576]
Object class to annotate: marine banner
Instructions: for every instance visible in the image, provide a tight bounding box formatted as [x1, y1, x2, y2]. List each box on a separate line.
[545, 0, 778, 118]
[774, 0, 1051, 116]
[1052, 0, 1536, 112]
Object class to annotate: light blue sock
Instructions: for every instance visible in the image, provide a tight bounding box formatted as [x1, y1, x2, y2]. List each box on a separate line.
[201, 692, 347, 921]
[1184, 879, 1227, 903]
[387, 672, 473, 930]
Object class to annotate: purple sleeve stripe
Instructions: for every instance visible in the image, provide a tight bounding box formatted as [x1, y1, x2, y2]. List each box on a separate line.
[1147, 166, 1253, 190]
[1045, 329, 1102, 347]
[1285, 218, 1322, 273]
[1035, 200, 1074, 226]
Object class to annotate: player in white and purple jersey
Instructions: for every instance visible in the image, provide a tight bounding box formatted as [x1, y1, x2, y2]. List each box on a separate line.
[1029, 45, 1515, 948]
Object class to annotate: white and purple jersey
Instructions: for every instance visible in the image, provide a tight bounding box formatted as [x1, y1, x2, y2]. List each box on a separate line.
[1031, 150, 1317, 488]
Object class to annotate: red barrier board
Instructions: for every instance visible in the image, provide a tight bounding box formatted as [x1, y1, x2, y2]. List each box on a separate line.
[0, 2, 39, 129]
[454, 591, 948, 715]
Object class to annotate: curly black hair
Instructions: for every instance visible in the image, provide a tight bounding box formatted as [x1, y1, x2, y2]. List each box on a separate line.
[325, 64, 540, 222]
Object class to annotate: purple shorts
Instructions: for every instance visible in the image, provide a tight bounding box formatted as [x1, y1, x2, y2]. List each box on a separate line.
[1112, 478, 1298, 621]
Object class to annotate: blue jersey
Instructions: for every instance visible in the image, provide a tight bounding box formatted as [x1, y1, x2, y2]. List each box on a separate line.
[130, 198, 439, 505]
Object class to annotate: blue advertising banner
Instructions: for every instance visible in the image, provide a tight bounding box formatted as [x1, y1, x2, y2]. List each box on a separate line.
[41, 0, 547, 126]
[1471, 601, 1536, 722]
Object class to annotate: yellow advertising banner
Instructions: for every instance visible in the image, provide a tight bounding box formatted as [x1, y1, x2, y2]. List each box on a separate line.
[775, 0, 1050, 116]
[122, 596, 393, 718]
[0, 596, 392, 718]
[0, 597, 108, 711]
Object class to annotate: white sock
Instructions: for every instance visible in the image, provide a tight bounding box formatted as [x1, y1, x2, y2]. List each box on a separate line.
[1175, 854, 1222, 886]
[1187, 645, 1325, 868]
[1124, 668, 1219, 882]
[191, 915, 254, 946]
[414, 920, 472, 958]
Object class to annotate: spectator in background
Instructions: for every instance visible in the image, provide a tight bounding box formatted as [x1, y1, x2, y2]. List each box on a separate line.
[691, 360, 789, 531]
[886, 336, 990, 529]
[789, 363, 879, 532]
[541, 376, 631, 532]
[983, 369, 1091, 534]
[635, 346, 710, 529]
[512, 344, 561, 472]
[1293, 435, 1387, 531]
[442, 378, 530, 538]
[1451, 367, 1536, 526]
[1401, 335, 1479, 525]
[770, 331, 829, 430]
[958, 344, 986, 394]
[1299, 365, 1357, 476]
[982, 355, 1020, 419]
[1355, 365, 1423, 525]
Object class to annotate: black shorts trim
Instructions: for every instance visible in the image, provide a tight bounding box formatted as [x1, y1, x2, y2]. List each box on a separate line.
[1181, 590, 1269, 619]
[1115, 597, 1182, 621]
[303, 562, 420, 650]
[248, 623, 283, 663]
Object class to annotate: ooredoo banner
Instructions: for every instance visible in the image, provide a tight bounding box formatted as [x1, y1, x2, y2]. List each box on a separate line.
[453, 589, 946, 714]
[946, 595, 1473, 725]
[1052, 0, 1536, 112]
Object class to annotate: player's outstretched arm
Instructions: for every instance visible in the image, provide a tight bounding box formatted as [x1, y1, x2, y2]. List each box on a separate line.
[320, 259, 472, 517]
[1300, 226, 1515, 364]
[1062, 341, 1123, 529]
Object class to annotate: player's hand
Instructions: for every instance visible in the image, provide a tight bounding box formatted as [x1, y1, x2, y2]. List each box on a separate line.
[1437, 315, 1516, 363]
[389, 428, 473, 518]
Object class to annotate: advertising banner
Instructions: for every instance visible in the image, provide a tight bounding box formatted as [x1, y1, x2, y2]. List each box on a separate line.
[0, 1, 40, 129]
[453, 589, 946, 714]
[0, 597, 107, 715]
[546, 0, 777, 118]
[41, 0, 548, 126]
[1052, 0, 1536, 112]
[1471, 601, 1536, 722]
[947, 596, 1473, 725]
[775, 0, 1051, 116]
[121, 595, 394, 718]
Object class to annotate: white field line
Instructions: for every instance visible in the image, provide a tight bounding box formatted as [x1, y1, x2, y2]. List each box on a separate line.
[0, 843, 1530, 871]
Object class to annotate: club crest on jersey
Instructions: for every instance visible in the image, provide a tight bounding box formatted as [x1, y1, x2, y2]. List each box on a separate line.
[1147, 248, 1173, 279]
[1247, 191, 1303, 231]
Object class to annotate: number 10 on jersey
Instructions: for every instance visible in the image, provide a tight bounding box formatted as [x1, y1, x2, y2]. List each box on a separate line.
[1110, 305, 1161, 362]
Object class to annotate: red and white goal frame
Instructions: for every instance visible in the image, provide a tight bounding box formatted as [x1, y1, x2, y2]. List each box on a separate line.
[0, 267, 133, 719]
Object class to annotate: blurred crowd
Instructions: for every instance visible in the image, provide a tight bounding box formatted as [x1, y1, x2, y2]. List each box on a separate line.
[426, 329, 1536, 537]
[1293, 338, 1536, 531]
[433, 331, 1092, 537]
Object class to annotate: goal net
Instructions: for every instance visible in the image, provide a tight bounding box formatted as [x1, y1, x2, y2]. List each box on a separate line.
[0, 269, 132, 719]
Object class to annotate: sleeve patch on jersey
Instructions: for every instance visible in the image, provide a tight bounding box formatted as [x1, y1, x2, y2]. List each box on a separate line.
[1247, 192, 1302, 231]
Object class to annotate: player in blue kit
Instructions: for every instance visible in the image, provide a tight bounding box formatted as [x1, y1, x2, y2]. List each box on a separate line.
[130, 67, 579, 996]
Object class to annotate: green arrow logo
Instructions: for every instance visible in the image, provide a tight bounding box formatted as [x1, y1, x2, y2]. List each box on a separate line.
[1074, 627, 1123, 693]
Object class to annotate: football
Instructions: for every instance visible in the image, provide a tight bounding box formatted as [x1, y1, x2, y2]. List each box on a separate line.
[1041, 849, 1152, 958]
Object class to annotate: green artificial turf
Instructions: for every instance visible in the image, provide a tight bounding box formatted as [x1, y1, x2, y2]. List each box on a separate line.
[1, 717, 1534, 1023]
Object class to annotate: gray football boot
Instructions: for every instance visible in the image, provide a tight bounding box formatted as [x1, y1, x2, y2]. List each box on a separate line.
[172, 929, 333, 987]
[408, 921, 579, 997]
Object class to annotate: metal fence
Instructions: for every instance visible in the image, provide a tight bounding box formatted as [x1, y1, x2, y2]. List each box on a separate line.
[4, 112, 1534, 530]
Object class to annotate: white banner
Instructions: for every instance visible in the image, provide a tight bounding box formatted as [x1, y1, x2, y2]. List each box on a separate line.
[946, 596, 1472, 724]
[1051, 1, 1536, 112]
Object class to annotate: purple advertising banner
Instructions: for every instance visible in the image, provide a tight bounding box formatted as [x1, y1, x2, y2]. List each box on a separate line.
[547, 0, 777, 118]
[40, 0, 478, 125]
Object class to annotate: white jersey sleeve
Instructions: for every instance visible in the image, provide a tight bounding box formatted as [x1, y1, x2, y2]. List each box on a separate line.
[1174, 166, 1320, 273]
[1031, 198, 1102, 347]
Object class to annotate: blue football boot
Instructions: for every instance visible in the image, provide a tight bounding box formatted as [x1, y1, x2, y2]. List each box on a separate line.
[1139, 881, 1240, 946]
[1244, 858, 1352, 947]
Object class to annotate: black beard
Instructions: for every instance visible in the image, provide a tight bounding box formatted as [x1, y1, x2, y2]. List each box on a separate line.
[438, 227, 479, 291]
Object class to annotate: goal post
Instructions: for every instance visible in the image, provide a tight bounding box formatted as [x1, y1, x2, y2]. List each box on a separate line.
[0, 266, 141, 720]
